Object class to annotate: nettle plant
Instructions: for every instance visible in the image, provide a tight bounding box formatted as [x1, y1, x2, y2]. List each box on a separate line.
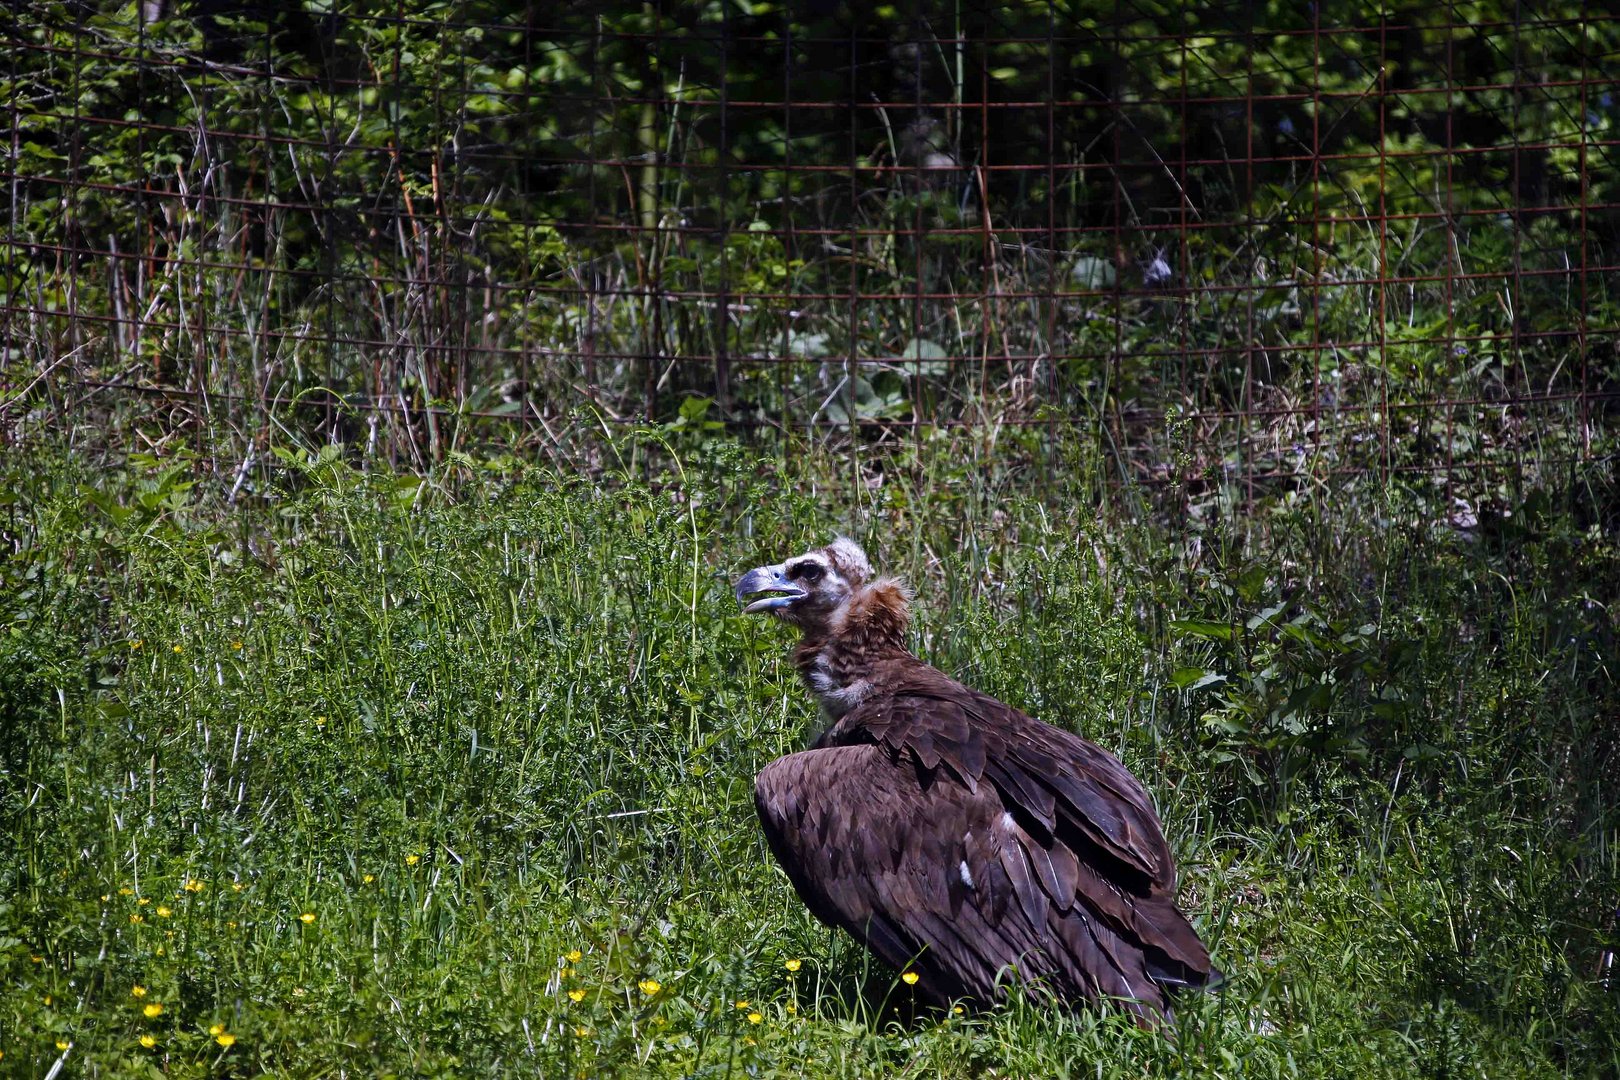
[1166, 564, 1420, 817]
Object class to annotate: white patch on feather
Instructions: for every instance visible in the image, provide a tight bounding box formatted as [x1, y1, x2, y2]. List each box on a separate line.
[1000, 811, 1017, 832]
[817, 678, 870, 717]
[809, 656, 869, 717]
[958, 860, 974, 889]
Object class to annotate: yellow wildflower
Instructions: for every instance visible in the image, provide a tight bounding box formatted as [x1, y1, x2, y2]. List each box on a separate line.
[56, 1040, 71, 1051]
[568, 989, 586, 1003]
[405, 854, 420, 866]
[143, 1003, 164, 1018]
[231, 641, 243, 650]
[30, 955, 41, 963]
[734, 1000, 750, 1010]
[209, 1024, 224, 1036]
[231, 882, 244, 892]
[131, 640, 143, 650]
[901, 971, 919, 985]
[216, 1033, 236, 1048]
[138, 1035, 156, 1049]
[172, 645, 183, 654]
[362, 874, 374, 884]
[131, 985, 147, 998]
[119, 887, 133, 896]
[574, 1026, 590, 1038]
[565, 949, 583, 963]
[747, 1012, 763, 1025]
[784, 958, 802, 972]
[184, 880, 204, 892]
[129, 914, 144, 923]
[638, 978, 661, 996]
[137, 897, 150, 906]
[299, 912, 315, 924]
[156, 906, 171, 918]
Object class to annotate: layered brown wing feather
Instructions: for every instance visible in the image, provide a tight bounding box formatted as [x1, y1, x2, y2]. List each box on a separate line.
[822, 664, 1175, 887]
[757, 729, 1214, 1019]
[796, 664, 1217, 995]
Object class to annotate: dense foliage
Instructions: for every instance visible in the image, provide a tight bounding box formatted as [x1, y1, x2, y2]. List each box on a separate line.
[6, 1, 1616, 459]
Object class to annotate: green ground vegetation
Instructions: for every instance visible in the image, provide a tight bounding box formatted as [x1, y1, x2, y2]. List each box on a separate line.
[0, 431, 1615, 1077]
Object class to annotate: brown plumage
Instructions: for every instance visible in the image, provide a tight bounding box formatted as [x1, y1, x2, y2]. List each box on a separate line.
[735, 538, 1220, 1023]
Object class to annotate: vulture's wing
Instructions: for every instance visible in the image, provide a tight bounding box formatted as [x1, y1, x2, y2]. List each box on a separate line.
[815, 674, 1215, 994]
[756, 743, 1209, 1019]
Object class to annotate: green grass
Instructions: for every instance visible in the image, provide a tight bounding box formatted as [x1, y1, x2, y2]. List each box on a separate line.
[0, 435, 1615, 1077]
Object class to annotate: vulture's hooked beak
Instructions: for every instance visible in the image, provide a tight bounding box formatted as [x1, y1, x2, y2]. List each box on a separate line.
[734, 563, 805, 615]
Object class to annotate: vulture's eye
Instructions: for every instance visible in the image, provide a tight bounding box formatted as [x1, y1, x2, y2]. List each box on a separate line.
[795, 563, 824, 583]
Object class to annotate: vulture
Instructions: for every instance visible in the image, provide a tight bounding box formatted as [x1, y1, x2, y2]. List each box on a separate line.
[735, 538, 1220, 1023]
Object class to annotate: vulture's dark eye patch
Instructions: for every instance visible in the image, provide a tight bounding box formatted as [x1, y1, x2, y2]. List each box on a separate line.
[792, 562, 825, 583]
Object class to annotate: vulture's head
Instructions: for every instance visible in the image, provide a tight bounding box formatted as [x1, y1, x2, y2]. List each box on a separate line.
[734, 537, 908, 642]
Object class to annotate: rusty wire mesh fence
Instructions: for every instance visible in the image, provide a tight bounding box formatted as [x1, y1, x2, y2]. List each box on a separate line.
[3, 2, 1617, 497]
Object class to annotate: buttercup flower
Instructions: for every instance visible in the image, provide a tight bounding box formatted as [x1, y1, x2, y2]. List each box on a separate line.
[568, 989, 586, 1003]
[566, 949, 583, 963]
[299, 912, 316, 924]
[143, 1003, 164, 1018]
[638, 978, 661, 996]
[784, 958, 802, 972]
[901, 971, 919, 985]
[138, 1035, 156, 1049]
[131, 986, 147, 998]
[216, 1033, 236, 1048]
[747, 1012, 763, 1025]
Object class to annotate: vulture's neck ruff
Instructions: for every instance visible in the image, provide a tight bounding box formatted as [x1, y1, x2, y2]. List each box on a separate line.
[733, 537, 912, 717]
